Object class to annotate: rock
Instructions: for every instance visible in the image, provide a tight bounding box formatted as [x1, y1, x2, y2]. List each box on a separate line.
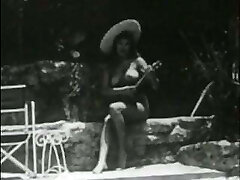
[178, 115, 214, 130]
[228, 165, 240, 176]
[123, 115, 213, 169]
[145, 118, 178, 133]
[63, 122, 102, 171]
[176, 141, 239, 174]
[132, 116, 214, 135]
[127, 144, 177, 167]
[169, 125, 191, 143]
[145, 134, 169, 144]
[127, 127, 191, 147]
[126, 116, 213, 146]
[127, 125, 192, 147]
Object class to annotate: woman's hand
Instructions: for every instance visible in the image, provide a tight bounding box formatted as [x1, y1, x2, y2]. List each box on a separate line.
[145, 65, 159, 91]
[145, 65, 153, 73]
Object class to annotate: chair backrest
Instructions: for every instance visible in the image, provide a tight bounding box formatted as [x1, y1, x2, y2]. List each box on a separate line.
[1, 85, 37, 175]
[1, 85, 26, 110]
[1, 85, 30, 134]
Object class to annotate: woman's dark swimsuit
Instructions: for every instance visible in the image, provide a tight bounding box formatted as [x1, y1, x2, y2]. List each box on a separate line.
[106, 57, 150, 124]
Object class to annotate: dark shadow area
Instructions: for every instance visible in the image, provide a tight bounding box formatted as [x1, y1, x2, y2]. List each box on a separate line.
[1, 0, 239, 141]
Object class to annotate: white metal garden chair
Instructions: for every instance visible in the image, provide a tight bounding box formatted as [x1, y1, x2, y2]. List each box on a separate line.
[1, 85, 37, 177]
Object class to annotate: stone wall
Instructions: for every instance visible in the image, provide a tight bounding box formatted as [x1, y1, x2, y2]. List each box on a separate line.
[63, 121, 102, 171]
[62, 117, 239, 176]
[1, 117, 239, 176]
[63, 115, 214, 171]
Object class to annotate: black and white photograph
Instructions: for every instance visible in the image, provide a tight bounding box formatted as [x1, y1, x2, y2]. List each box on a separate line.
[1, 0, 239, 179]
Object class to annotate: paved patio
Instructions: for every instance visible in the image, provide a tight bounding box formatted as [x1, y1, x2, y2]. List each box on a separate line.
[1, 163, 237, 180]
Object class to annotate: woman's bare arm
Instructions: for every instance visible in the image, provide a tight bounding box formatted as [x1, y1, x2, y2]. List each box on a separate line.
[136, 57, 159, 90]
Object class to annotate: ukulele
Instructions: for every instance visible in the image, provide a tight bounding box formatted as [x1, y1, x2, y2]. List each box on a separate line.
[135, 60, 162, 90]
[107, 60, 162, 104]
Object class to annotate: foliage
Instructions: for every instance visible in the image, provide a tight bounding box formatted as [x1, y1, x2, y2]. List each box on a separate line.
[179, 31, 239, 141]
[1, 0, 239, 139]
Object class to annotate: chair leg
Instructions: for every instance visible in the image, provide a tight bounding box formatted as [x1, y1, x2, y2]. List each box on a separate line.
[25, 141, 29, 173]
[1, 146, 12, 159]
[52, 144, 62, 173]
[32, 136, 37, 174]
[60, 144, 68, 171]
[41, 143, 47, 175]
[48, 144, 53, 171]
[1, 143, 24, 164]
[31, 100, 38, 174]
[1, 148, 35, 177]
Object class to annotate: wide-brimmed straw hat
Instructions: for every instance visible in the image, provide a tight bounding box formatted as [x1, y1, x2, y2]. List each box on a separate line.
[100, 19, 141, 54]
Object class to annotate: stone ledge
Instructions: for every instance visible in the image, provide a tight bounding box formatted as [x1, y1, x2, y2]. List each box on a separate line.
[128, 115, 214, 135]
[62, 116, 214, 171]
[0, 115, 217, 172]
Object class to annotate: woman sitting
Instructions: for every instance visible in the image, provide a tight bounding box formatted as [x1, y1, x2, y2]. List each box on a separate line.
[93, 19, 158, 173]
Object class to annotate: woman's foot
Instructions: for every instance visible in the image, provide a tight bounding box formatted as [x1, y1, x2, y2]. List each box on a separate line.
[118, 150, 127, 169]
[92, 163, 108, 174]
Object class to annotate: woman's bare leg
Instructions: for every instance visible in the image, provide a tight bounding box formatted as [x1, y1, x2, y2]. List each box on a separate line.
[94, 102, 148, 173]
[109, 103, 127, 169]
[93, 115, 111, 173]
